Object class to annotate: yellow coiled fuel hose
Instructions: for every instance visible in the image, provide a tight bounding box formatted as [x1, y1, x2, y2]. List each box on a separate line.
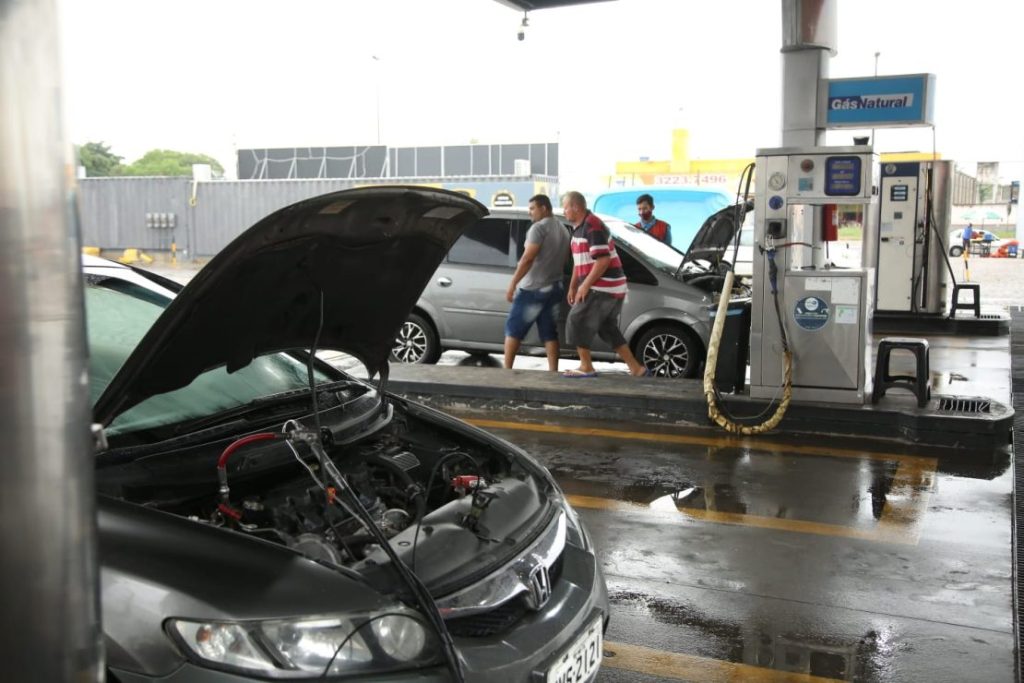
[702, 270, 792, 434]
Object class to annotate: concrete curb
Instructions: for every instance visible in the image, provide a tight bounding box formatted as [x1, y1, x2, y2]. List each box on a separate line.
[387, 365, 1012, 451]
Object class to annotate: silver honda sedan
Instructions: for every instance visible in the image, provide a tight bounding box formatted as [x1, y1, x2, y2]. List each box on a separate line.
[87, 188, 608, 683]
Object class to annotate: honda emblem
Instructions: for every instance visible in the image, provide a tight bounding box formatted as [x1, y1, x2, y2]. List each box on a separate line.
[525, 563, 552, 611]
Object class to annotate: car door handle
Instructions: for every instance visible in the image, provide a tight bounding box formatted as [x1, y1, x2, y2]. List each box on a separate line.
[437, 277, 452, 287]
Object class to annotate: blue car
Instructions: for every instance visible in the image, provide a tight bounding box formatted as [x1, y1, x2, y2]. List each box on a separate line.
[589, 186, 732, 253]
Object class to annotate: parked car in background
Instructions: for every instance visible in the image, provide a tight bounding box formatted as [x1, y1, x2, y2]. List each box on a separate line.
[734, 216, 755, 277]
[86, 188, 608, 683]
[588, 186, 732, 253]
[948, 227, 1001, 256]
[393, 207, 747, 378]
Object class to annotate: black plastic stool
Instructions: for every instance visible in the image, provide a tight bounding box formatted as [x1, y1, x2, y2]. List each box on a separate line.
[872, 338, 931, 408]
[950, 283, 981, 318]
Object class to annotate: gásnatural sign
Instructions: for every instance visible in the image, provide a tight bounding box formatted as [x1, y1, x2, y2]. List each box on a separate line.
[820, 74, 935, 129]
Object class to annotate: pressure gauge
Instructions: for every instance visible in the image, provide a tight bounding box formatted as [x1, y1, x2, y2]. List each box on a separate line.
[767, 171, 787, 191]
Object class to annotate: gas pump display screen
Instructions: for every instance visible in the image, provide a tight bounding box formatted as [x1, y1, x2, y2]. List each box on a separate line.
[890, 184, 909, 201]
[824, 156, 862, 196]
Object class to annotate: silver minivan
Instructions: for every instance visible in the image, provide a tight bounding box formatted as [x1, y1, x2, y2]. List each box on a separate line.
[392, 208, 746, 378]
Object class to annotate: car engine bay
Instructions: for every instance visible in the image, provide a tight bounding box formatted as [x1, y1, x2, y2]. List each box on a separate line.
[98, 403, 554, 579]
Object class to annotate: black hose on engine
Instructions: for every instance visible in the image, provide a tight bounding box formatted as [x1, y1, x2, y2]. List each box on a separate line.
[359, 453, 427, 524]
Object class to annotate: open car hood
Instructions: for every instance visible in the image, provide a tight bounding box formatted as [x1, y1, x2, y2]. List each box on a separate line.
[93, 186, 488, 427]
[681, 200, 750, 268]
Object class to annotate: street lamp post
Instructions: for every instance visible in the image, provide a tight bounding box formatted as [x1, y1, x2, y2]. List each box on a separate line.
[372, 55, 381, 145]
[871, 51, 880, 144]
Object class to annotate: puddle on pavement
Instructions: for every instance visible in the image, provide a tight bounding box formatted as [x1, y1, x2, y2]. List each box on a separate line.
[495, 418, 1011, 536]
[556, 454, 902, 528]
[607, 589, 900, 681]
[933, 371, 970, 386]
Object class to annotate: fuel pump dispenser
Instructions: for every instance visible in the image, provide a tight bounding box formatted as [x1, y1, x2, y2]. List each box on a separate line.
[874, 160, 952, 316]
[871, 160, 1009, 334]
[750, 146, 877, 405]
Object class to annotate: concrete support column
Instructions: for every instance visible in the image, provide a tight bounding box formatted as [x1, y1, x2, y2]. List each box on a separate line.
[0, 0, 104, 679]
[781, 48, 830, 147]
[780, 0, 837, 147]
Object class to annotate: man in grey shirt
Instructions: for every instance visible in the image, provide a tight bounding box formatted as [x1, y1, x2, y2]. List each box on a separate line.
[504, 194, 571, 370]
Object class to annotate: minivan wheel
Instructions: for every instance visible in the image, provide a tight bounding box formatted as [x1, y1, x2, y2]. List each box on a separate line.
[635, 324, 700, 378]
[949, 245, 964, 257]
[391, 313, 441, 364]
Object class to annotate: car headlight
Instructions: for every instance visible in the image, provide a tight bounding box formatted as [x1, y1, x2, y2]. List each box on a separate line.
[168, 608, 441, 679]
[562, 497, 592, 552]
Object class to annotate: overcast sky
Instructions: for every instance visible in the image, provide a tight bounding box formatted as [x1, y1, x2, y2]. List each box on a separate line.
[57, 0, 1024, 187]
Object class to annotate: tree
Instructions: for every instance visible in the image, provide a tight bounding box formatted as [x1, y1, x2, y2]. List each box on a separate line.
[120, 149, 225, 177]
[77, 141, 123, 177]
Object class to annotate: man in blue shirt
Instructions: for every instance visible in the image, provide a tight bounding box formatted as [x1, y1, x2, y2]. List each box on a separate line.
[962, 223, 974, 255]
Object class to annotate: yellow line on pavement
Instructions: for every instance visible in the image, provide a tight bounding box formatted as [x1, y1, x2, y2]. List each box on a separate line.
[566, 494, 911, 545]
[603, 640, 842, 683]
[465, 418, 937, 468]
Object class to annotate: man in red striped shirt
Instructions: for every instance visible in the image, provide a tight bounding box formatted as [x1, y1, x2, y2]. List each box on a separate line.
[561, 191, 649, 378]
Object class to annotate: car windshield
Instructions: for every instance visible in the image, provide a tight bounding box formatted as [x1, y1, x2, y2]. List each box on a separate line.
[740, 214, 754, 246]
[602, 216, 684, 275]
[85, 275, 329, 437]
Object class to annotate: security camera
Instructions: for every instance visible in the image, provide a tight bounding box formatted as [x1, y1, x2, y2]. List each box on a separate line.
[518, 12, 528, 41]
[517, 28, 525, 41]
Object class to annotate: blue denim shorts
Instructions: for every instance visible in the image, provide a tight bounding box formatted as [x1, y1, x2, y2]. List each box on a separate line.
[505, 282, 563, 342]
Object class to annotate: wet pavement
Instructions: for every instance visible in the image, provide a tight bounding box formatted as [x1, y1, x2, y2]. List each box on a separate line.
[898, 333, 1011, 406]
[465, 415, 1014, 682]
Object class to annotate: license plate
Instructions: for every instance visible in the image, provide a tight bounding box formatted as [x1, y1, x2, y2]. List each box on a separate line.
[545, 616, 603, 683]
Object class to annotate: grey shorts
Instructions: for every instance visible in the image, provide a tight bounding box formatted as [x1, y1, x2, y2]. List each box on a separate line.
[566, 290, 627, 349]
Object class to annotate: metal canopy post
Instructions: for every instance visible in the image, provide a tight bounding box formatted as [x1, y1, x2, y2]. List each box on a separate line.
[0, 0, 103, 678]
[780, 0, 837, 146]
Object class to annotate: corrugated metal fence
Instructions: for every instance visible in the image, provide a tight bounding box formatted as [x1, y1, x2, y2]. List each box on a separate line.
[77, 176, 557, 257]
[190, 179, 361, 256]
[78, 177, 189, 252]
